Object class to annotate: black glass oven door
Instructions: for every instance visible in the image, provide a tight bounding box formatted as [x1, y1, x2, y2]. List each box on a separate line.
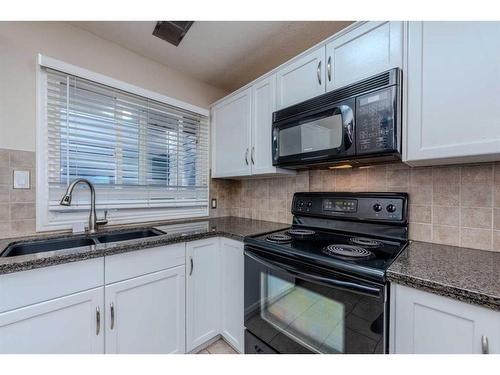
[272, 98, 355, 166]
[244, 248, 386, 354]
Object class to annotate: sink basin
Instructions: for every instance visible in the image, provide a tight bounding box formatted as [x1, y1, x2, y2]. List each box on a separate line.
[1, 237, 97, 257]
[96, 229, 163, 244]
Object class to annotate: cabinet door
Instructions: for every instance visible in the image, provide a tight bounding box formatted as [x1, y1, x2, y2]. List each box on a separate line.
[105, 267, 186, 354]
[0, 287, 104, 354]
[251, 74, 278, 175]
[276, 47, 325, 109]
[211, 88, 252, 177]
[391, 284, 500, 354]
[186, 238, 221, 352]
[325, 21, 403, 91]
[405, 21, 500, 166]
[220, 238, 244, 353]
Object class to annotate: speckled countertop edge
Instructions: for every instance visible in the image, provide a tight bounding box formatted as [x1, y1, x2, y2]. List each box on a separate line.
[0, 217, 288, 276]
[387, 241, 500, 311]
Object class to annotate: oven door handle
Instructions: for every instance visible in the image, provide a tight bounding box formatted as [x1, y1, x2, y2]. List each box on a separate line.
[245, 250, 382, 298]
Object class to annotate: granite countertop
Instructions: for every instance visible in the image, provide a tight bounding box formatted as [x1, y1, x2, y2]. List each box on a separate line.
[387, 241, 500, 311]
[0, 217, 288, 275]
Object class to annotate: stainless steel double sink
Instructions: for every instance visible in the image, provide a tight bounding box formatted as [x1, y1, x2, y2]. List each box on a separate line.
[1, 229, 164, 258]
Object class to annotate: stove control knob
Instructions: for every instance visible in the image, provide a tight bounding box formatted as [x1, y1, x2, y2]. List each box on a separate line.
[373, 203, 382, 212]
[297, 200, 304, 208]
[386, 204, 397, 213]
[307, 201, 312, 208]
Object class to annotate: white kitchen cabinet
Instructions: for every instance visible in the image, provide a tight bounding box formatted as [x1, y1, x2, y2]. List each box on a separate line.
[405, 21, 500, 166]
[105, 267, 186, 354]
[325, 21, 403, 91]
[0, 287, 104, 354]
[220, 238, 245, 353]
[276, 46, 325, 109]
[390, 284, 500, 354]
[211, 76, 295, 179]
[186, 238, 221, 352]
[211, 87, 252, 178]
[251, 75, 278, 175]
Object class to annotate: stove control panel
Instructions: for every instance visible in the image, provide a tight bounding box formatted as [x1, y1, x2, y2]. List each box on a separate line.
[292, 193, 408, 223]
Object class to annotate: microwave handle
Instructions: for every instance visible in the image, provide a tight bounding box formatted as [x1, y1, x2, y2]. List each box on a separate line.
[245, 249, 382, 298]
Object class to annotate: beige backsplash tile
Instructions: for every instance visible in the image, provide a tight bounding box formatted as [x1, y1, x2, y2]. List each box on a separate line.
[460, 228, 493, 250]
[460, 207, 492, 229]
[433, 206, 460, 227]
[433, 225, 460, 246]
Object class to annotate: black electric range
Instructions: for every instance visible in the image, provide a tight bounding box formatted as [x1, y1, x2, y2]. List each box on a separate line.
[244, 192, 408, 354]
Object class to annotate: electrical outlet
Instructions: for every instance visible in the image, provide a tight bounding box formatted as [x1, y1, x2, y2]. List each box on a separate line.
[211, 198, 217, 209]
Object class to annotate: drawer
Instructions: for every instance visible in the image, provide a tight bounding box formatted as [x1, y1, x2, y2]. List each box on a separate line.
[0, 258, 104, 313]
[105, 243, 185, 284]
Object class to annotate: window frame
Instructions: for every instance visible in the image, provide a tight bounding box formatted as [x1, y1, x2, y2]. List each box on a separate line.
[36, 54, 210, 232]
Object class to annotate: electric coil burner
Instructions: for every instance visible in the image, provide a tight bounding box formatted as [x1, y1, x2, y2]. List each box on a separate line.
[286, 228, 316, 238]
[350, 237, 382, 247]
[266, 233, 292, 244]
[244, 192, 409, 355]
[323, 244, 374, 259]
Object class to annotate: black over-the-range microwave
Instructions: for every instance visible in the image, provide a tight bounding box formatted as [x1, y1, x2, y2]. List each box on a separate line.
[272, 68, 402, 168]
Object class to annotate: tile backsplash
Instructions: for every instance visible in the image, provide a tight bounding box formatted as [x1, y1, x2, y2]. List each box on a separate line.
[0, 148, 36, 238]
[210, 162, 500, 252]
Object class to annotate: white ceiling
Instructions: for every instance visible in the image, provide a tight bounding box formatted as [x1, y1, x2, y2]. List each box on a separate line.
[70, 21, 353, 92]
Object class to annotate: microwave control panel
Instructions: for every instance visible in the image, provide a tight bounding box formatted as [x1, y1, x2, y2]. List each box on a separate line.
[356, 86, 397, 155]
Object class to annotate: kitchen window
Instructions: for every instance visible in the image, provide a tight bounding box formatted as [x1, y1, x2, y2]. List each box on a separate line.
[36, 55, 209, 231]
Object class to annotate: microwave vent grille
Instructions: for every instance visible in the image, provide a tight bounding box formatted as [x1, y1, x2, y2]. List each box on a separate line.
[273, 69, 397, 124]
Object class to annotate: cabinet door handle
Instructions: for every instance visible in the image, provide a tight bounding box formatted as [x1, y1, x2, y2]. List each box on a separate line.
[190, 256, 194, 276]
[481, 335, 489, 354]
[96, 306, 101, 336]
[317, 60, 322, 85]
[110, 303, 115, 330]
[245, 148, 249, 166]
[251, 146, 255, 165]
[327, 56, 332, 82]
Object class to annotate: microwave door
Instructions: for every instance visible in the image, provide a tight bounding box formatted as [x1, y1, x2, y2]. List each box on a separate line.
[273, 101, 355, 166]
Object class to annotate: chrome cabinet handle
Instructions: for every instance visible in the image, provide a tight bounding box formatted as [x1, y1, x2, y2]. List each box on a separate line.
[251, 146, 255, 165]
[110, 303, 115, 330]
[317, 61, 322, 85]
[245, 148, 249, 166]
[481, 335, 489, 354]
[96, 306, 101, 336]
[327, 56, 332, 82]
[190, 256, 194, 276]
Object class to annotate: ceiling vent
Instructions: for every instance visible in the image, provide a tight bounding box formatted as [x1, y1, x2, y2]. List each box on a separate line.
[152, 21, 194, 46]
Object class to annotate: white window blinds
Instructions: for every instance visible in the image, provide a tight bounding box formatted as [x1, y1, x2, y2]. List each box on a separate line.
[44, 67, 209, 213]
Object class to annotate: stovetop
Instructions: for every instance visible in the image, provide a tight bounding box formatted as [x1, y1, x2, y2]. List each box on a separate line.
[245, 226, 407, 283]
[244, 192, 409, 283]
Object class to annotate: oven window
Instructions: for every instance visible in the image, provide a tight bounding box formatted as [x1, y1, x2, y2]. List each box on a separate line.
[278, 112, 343, 157]
[261, 273, 346, 353]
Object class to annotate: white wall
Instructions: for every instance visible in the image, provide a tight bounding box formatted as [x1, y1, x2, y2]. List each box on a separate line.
[0, 21, 227, 152]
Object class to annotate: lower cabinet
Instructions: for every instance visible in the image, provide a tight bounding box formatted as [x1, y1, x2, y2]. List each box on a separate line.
[186, 238, 221, 352]
[390, 284, 500, 354]
[185, 237, 245, 353]
[0, 237, 245, 354]
[105, 267, 186, 354]
[220, 238, 245, 353]
[0, 287, 104, 354]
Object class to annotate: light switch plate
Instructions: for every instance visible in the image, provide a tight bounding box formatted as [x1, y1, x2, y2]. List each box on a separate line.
[13, 170, 30, 189]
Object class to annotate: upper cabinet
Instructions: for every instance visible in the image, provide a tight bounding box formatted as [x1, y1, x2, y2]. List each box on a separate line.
[325, 21, 403, 91]
[405, 22, 500, 166]
[211, 88, 252, 178]
[212, 75, 295, 178]
[276, 47, 325, 109]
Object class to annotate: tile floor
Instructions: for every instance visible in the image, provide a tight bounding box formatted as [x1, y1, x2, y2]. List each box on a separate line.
[196, 339, 238, 354]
